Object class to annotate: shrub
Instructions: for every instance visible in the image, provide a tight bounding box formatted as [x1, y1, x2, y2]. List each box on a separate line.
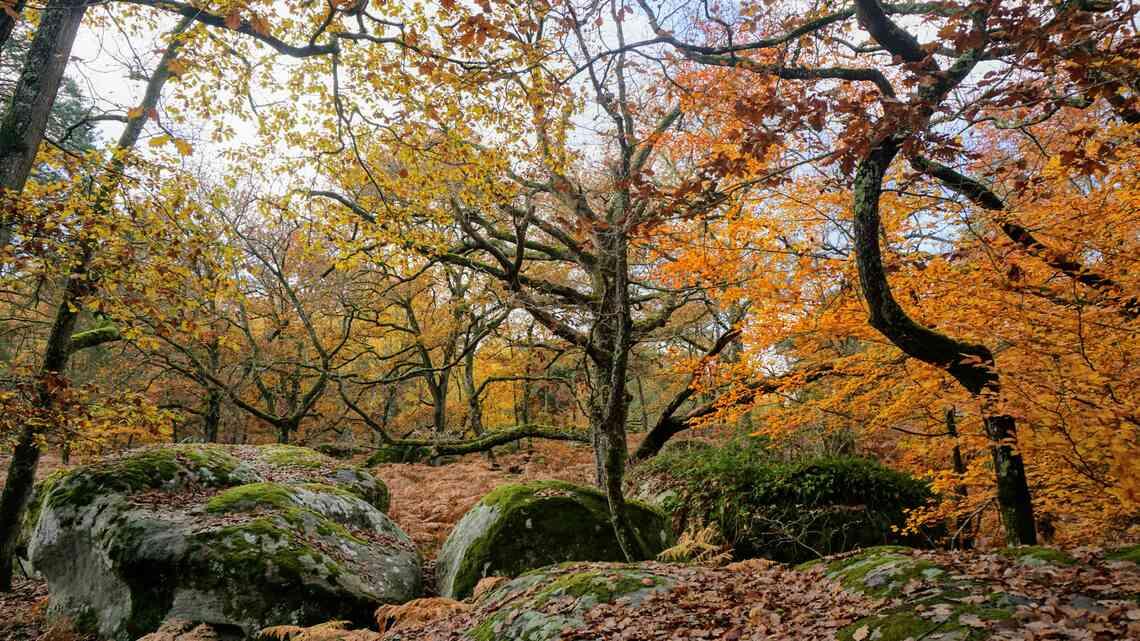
[630, 435, 935, 563]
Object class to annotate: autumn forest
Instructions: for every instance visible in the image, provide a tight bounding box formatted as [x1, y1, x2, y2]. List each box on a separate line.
[0, 0, 1138, 640]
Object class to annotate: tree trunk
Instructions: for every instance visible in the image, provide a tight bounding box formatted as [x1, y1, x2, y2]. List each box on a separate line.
[586, 228, 646, 562]
[203, 390, 222, 443]
[463, 350, 484, 436]
[0, 0, 87, 249]
[852, 139, 1036, 546]
[0, 241, 91, 590]
[0, 18, 190, 589]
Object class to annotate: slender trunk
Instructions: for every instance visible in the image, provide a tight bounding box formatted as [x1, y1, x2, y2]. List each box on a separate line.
[852, 140, 1036, 545]
[588, 228, 645, 562]
[203, 338, 222, 442]
[429, 373, 448, 434]
[463, 350, 484, 436]
[203, 391, 222, 443]
[0, 18, 191, 589]
[635, 375, 649, 431]
[945, 407, 973, 549]
[0, 0, 87, 249]
[0, 242, 91, 590]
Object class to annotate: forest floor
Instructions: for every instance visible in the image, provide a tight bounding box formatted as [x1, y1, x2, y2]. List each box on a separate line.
[5, 441, 1140, 641]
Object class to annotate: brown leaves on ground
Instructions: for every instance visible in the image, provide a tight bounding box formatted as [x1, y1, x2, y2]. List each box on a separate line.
[564, 562, 869, 641]
[370, 440, 596, 556]
[918, 548, 1140, 641]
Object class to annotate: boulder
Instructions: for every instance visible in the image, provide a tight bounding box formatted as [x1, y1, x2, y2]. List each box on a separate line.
[25, 444, 419, 641]
[465, 563, 674, 641]
[630, 437, 936, 563]
[436, 480, 673, 599]
[814, 546, 1020, 641]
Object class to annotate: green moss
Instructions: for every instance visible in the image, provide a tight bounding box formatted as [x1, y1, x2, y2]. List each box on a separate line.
[206, 482, 298, 513]
[838, 601, 1013, 641]
[632, 437, 936, 563]
[1106, 544, 1140, 564]
[534, 570, 657, 606]
[997, 546, 1076, 566]
[259, 444, 328, 468]
[296, 482, 357, 498]
[822, 546, 942, 598]
[204, 482, 366, 544]
[45, 445, 246, 511]
[447, 481, 672, 599]
[465, 566, 669, 641]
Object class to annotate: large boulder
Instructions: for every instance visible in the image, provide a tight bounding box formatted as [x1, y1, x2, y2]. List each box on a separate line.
[630, 436, 936, 563]
[25, 444, 420, 641]
[436, 480, 673, 599]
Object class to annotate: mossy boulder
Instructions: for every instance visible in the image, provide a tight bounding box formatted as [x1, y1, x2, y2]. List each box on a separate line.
[436, 480, 673, 599]
[26, 445, 420, 641]
[630, 436, 935, 563]
[465, 563, 674, 641]
[314, 443, 367, 459]
[817, 547, 1015, 641]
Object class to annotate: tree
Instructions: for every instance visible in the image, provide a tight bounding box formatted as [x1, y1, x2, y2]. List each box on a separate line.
[0, 15, 190, 590]
[631, 0, 1139, 545]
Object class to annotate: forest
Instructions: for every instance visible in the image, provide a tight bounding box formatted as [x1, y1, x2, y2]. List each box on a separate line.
[0, 0, 1138, 640]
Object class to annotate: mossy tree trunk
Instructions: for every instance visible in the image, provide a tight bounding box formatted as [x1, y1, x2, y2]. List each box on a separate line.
[586, 224, 646, 562]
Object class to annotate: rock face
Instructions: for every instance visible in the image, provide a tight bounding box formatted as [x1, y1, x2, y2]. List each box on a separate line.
[436, 480, 673, 599]
[25, 444, 419, 641]
[464, 563, 674, 641]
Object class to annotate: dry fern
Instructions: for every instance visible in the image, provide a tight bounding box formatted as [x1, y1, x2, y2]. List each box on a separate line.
[471, 576, 509, 601]
[258, 621, 379, 641]
[657, 525, 733, 566]
[375, 597, 470, 633]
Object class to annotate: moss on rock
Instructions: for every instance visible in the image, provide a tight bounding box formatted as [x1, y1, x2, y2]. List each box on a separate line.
[630, 437, 936, 563]
[27, 446, 420, 640]
[44, 445, 254, 513]
[437, 481, 673, 599]
[819, 546, 944, 598]
[467, 563, 673, 641]
[997, 546, 1076, 566]
[1105, 545, 1140, 564]
[258, 444, 328, 468]
[817, 547, 1016, 641]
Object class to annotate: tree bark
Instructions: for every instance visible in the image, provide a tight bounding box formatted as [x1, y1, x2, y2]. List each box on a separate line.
[852, 138, 1036, 546]
[0, 0, 87, 249]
